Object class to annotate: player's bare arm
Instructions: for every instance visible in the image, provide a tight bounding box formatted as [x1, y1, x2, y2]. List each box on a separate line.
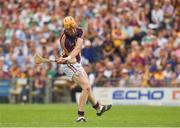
[68, 37, 83, 59]
[56, 35, 66, 64]
[57, 33, 83, 64]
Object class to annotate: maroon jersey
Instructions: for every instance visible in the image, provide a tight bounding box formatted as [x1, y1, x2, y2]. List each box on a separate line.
[60, 27, 83, 63]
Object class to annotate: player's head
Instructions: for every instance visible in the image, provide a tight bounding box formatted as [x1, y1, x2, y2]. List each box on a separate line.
[63, 16, 77, 36]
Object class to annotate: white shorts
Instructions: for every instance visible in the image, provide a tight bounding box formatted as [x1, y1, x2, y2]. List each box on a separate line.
[60, 63, 84, 81]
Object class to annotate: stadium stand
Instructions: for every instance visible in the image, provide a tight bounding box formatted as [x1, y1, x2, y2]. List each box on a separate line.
[0, 0, 179, 103]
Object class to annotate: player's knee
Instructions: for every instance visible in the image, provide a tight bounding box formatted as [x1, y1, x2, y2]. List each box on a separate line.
[83, 86, 90, 93]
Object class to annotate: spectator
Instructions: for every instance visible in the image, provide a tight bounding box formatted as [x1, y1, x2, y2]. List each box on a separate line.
[150, 66, 165, 87]
[82, 39, 95, 63]
[102, 34, 115, 60]
[0, 56, 9, 79]
[162, 0, 174, 29]
[111, 26, 126, 48]
[121, 19, 134, 46]
[33, 68, 46, 103]
[151, 2, 164, 28]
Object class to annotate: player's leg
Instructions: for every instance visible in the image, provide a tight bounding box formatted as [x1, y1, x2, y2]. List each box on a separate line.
[79, 69, 99, 105]
[61, 64, 88, 122]
[80, 68, 112, 116]
[72, 72, 90, 122]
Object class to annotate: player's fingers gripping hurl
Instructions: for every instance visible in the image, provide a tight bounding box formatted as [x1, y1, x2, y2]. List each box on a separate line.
[57, 57, 66, 64]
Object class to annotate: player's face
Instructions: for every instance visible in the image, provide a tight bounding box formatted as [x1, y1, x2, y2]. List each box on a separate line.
[65, 28, 76, 36]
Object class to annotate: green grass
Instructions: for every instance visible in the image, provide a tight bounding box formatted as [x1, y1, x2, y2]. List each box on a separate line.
[0, 104, 180, 127]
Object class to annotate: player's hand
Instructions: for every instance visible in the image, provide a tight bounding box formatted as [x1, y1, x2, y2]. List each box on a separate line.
[62, 56, 72, 61]
[57, 57, 67, 64]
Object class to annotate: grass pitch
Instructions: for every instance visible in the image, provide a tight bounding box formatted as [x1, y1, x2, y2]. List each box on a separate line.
[0, 104, 180, 127]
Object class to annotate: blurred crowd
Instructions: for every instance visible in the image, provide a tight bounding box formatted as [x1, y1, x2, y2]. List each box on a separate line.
[0, 0, 180, 96]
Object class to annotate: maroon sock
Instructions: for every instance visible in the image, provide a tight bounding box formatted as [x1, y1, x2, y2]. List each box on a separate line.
[78, 111, 84, 117]
[93, 102, 100, 110]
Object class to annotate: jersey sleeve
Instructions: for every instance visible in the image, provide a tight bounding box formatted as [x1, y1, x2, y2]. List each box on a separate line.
[77, 28, 83, 38]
